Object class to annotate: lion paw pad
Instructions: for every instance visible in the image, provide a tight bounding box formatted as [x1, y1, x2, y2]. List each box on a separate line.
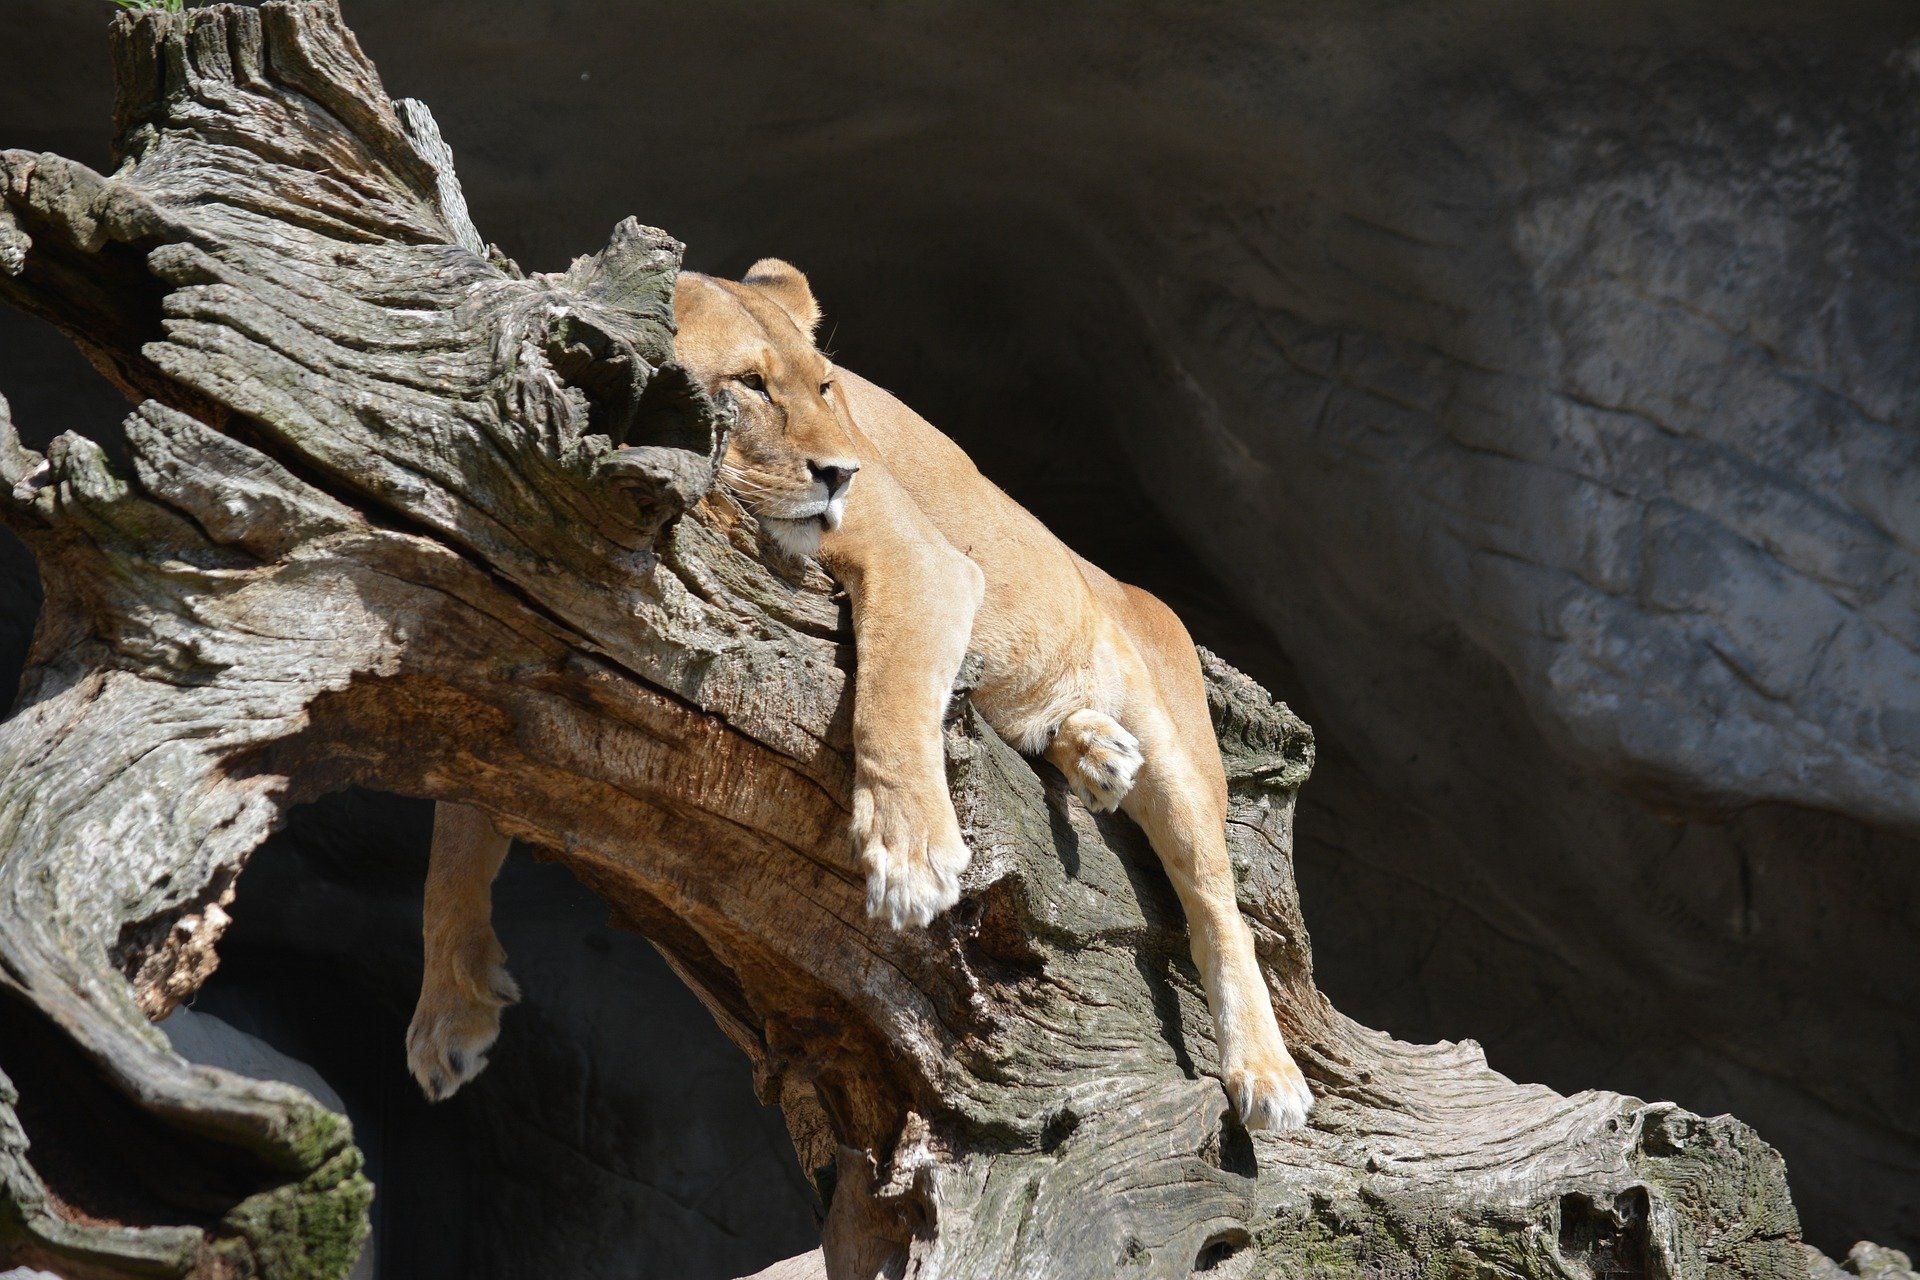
[1055, 711, 1144, 812]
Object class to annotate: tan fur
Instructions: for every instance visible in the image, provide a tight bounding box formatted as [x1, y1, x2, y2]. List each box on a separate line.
[414, 265, 1313, 1131]
[408, 802, 519, 1102]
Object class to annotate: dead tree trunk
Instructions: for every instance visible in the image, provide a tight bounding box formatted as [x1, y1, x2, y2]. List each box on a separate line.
[0, 4, 1825, 1278]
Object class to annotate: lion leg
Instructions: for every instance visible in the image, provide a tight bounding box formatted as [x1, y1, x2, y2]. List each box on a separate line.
[822, 466, 986, 929]
[1123, 743, 1314, 1132]
[1046, 709, 1145, 812]
[408, 802, 520, 1102]
[843, 558, 983, 928]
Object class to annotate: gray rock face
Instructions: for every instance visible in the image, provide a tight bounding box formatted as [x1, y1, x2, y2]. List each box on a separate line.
[2, 0, 1915, 1264]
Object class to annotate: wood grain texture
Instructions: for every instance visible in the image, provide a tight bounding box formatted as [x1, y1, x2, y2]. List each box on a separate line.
[0, 3, 1828, 1277]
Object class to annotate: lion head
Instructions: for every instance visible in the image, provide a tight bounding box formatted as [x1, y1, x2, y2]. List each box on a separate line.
[675, 260, 859, 556]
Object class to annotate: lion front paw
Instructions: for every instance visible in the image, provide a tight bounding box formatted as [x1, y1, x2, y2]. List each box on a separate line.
[853, 776, 971, 929]
[1223, 1045, 1314, 1133]
[407, 949, 520, 1103]
[1052, 710, 1144, 813]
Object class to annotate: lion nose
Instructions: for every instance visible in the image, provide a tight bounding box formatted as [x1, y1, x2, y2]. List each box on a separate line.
[810, 461, 859, 498]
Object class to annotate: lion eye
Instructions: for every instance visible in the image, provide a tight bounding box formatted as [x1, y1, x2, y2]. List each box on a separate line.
[820, 380, 833, 396]
[737, 372, 766, 394]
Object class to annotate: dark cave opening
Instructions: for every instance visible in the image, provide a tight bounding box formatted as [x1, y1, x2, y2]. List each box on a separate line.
[163, 789, 821, 1280]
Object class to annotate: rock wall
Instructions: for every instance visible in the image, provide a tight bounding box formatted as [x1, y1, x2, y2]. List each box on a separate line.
[2, 0, 1915, 1264]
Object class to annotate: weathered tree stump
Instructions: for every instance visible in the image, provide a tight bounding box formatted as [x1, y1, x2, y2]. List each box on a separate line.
[0, 4, 1831, 1277]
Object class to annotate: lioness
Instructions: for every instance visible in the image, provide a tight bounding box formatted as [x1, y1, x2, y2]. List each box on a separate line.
[408, 262, 1314, 1131]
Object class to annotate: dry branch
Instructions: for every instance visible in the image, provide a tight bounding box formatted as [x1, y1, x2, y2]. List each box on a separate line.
[0, 4, 1825, 1278]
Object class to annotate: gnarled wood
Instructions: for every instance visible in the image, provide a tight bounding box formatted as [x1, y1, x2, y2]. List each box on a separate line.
[0, 3, 1839, 1278]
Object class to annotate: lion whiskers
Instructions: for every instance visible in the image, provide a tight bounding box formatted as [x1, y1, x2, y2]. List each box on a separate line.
[718, 463, 794, 503]
[718, 462, 827, 557]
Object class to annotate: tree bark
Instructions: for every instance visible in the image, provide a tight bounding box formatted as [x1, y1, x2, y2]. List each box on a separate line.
[0, 3, 1829, 1278]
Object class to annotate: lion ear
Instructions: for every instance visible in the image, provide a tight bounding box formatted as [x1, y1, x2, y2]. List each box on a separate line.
[741, 258, 821, 339]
